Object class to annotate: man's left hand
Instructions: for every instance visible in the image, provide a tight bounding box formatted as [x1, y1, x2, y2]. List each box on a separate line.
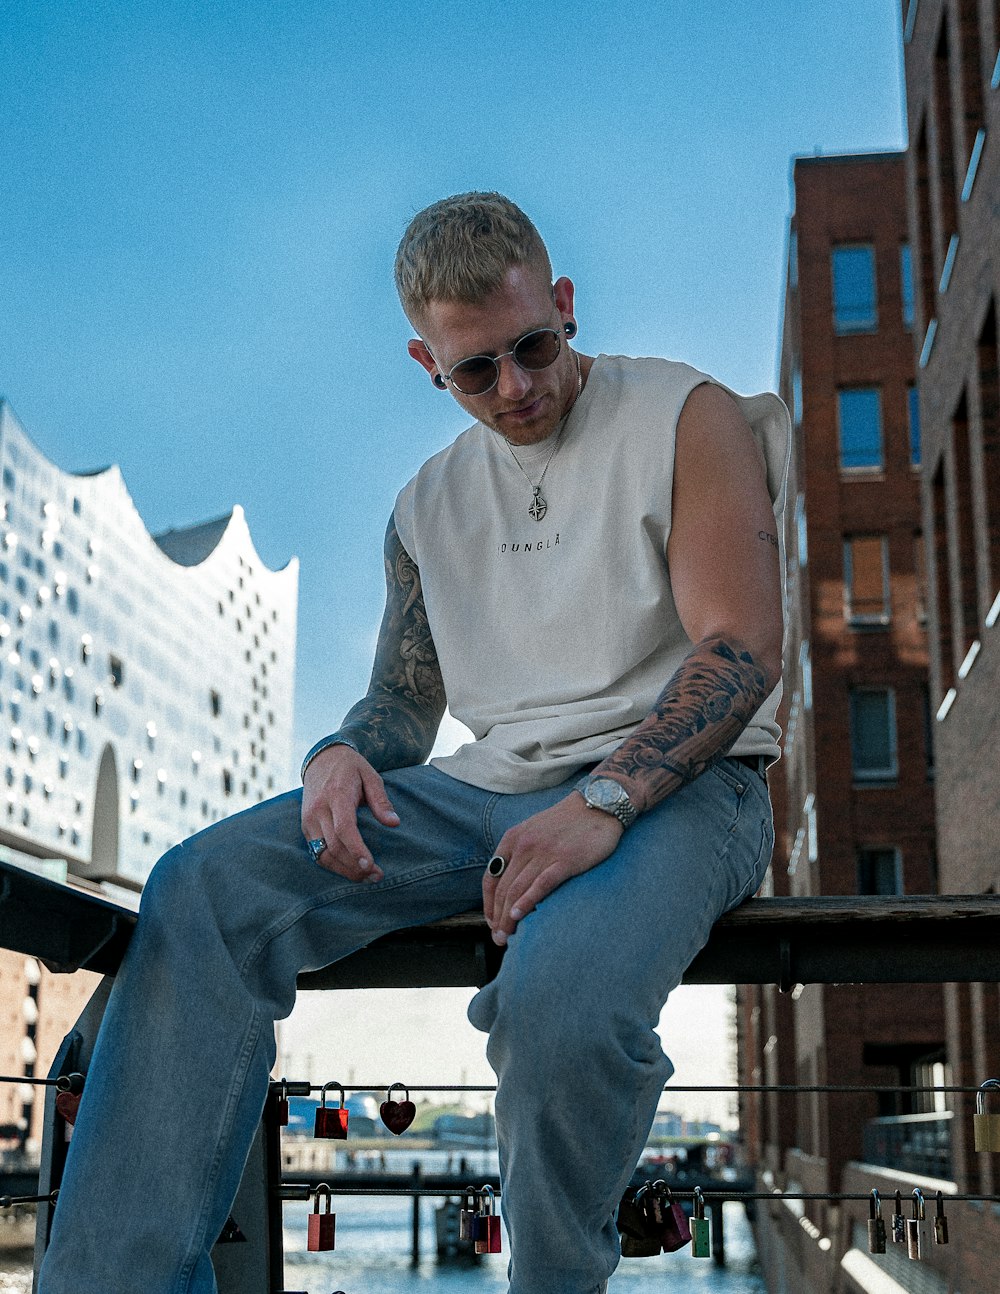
[483, 793, 624, 945]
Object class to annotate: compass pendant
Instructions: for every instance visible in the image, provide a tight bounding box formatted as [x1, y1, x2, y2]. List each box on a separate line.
[528, 487, 548, 521]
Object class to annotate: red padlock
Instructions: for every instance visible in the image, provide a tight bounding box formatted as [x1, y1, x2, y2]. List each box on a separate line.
[474, 1185, 502, 1254]
[380, 1082, 416, 1135]
[307, 1183, 336, 1252]
[653, 1181, 692, 1253]
[314, 1082, 349, 1139]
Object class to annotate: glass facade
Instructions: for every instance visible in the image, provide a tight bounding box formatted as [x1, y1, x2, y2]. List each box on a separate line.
[0, 402, 299, 885]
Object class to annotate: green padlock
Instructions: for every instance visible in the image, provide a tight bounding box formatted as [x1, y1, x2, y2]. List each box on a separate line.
[691, 1187, 711, 1258]
[973, 1078, 1000, 1152]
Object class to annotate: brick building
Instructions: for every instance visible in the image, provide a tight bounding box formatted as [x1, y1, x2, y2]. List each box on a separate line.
[740, 151, 948, 1292]
[903, 0, 1000, 1288]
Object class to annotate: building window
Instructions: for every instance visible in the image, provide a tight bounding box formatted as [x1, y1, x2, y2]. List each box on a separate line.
[914, 530, 928, 625]
[222, 769, 233, 796]
[844, 536, 890, 624]
[857, 847, 902, 895]
[109, 655, 124, 688]
[908, 385, 921, 466]
[832, 245, 877, 334]
[850, 688, 898, 783]
[210, 689, 221, 718]
[838, 388, 883, 471]
[900, 243, 914, 329]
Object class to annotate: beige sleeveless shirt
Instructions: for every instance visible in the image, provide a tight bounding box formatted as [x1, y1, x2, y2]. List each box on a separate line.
[393, 354, 791, 793]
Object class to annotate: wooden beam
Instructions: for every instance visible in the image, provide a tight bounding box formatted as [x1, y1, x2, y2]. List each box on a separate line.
[3, 860, 1000, 988]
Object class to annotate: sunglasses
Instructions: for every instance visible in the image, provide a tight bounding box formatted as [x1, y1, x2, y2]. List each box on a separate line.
[439, 327, 562, 396]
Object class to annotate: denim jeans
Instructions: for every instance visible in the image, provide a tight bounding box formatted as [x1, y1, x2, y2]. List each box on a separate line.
[39, 757, 772, 1294]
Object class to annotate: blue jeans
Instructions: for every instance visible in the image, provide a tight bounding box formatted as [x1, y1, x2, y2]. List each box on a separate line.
[39, 758, 772, 1294]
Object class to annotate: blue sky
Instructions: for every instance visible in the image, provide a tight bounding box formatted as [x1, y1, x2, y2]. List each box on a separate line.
[2, 0, 908, 1107]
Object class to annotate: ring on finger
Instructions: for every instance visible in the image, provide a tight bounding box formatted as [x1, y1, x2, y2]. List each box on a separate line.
[306, 837, 327, 863]
[487, 854, 508, 878]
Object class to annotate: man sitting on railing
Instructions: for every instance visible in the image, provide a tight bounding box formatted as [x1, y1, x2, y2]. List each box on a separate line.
[40, 192, 788, 1294]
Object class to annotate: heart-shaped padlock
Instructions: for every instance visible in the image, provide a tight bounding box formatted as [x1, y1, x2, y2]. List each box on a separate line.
[380, 1082, 416, 1135]
[56, 1091, 82, 1126]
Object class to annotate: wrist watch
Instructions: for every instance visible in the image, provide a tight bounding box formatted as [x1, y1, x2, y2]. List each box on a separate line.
[574, 775, 639, 830]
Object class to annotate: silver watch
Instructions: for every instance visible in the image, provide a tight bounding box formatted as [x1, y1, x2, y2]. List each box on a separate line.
[574, 775, 638, 830]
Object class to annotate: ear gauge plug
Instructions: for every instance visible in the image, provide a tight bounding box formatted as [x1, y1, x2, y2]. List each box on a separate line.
[564, 320, 577, 338]
[432, 373, 447, 389]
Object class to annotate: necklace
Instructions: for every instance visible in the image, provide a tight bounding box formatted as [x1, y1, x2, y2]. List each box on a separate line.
[498, 351, 583, 522]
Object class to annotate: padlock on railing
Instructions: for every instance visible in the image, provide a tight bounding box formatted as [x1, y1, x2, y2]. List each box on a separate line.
[891, 1190, 906, 1244]
[273, 1078, 290, 1128]
[691, 1187, 711, 1258]
[459, 1185, 480, 1242]
[973, 1078, 1000, 1152]
[379, 1082, 416, 1135]
[866, 1189, 886, 1254]
[933, 1191, 949, 1245]
[652, 1181, 691, 1253]
[906, 1188, 926, 1261]
[619, 1185, 662, 1257]
[474, 1185, 502, 1254]
[314, 1082, 349, 1139]
[307, 1183, 336, 1252]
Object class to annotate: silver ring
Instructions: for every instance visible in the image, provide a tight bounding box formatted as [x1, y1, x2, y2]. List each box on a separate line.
[307, 837, 327, 862]
[486, 855, 507, 878]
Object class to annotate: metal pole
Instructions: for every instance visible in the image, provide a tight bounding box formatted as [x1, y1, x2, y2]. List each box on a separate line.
[411, 1161, 422, 1266]
[712, 1199, 725, 1265]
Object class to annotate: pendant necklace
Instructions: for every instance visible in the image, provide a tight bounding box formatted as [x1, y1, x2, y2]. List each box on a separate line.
[498, 351, 582, 522]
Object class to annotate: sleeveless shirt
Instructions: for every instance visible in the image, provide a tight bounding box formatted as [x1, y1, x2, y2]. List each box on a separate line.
[393, 354, 791, 793]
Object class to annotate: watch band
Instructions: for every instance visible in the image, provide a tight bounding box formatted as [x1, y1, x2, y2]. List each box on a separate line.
[574, 774, 639, 830]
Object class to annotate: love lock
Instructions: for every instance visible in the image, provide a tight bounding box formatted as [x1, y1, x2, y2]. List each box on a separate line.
[474, 1185, 502, 1254]
[906, 1188, 926, 1261]
[307, 1183, 336, 1252]
[651, 1180, 691, 1253]
[459, 1185, 480, 1242]
[691, 1187, 711, 1258]
[973, 1078, 1000, 1152]
[314, 1081, 349, 1139]
[867, 1189, 886, 1254]
[618, 1184, 662, 1257]
[272, 1078, 290, 1128]
[380, 1082, 416, 1135]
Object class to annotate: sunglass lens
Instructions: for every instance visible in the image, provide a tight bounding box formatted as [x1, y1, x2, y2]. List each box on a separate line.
[450, 357, 497, 395]
[513, 329, 560, 370]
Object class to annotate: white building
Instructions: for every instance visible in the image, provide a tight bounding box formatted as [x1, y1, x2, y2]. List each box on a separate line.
[0, 399, 298, 889]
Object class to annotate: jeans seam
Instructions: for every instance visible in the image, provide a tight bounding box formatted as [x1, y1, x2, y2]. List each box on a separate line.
[176, 1004, 262, 1292]
[238, 856, 487, 980]
[482, 792, 503, 854]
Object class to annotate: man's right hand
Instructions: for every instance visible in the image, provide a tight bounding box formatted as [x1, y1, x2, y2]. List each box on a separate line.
[300, 744, 399, 882]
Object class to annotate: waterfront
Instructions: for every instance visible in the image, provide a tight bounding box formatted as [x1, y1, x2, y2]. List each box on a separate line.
[2, 1146, 764, 1291]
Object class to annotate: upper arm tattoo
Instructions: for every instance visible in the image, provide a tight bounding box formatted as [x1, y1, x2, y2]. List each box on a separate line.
[333, 517, 446, 771]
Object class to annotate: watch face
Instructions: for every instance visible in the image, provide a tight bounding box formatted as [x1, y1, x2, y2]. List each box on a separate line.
[588, 778, 628, 810]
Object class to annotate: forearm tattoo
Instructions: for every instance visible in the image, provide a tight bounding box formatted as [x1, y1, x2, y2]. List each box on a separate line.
[331, 518, 446, 772]
[595, 635, 772, 813]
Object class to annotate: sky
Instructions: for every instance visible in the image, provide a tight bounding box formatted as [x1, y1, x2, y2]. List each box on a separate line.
[1, 0, 908, 1122]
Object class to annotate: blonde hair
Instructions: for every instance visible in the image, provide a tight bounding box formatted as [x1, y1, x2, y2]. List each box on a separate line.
[394, 192, 552, 326]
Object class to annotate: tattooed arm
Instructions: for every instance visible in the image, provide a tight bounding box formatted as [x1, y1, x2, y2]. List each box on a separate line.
[300, 516, 446, 879]
[484, 383, 783, 941]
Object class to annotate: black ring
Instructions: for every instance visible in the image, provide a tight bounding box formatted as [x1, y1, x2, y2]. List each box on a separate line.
[486, 855, 507, 878]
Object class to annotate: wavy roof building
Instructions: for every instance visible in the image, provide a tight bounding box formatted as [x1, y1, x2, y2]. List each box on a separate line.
[0, 399, 298, 889]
